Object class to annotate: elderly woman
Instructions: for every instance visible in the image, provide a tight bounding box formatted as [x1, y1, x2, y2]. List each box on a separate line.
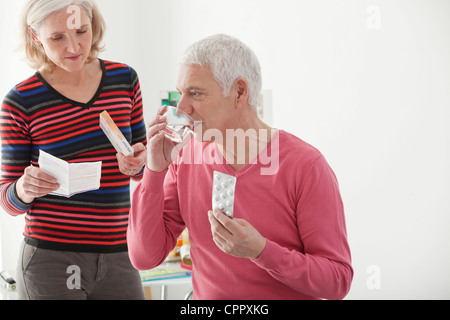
[0, 0, 147, 300]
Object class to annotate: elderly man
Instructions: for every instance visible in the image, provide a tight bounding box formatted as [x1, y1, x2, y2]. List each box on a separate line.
[127, 34, 353, 300]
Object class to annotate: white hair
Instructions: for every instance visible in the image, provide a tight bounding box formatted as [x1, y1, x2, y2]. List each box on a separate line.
[181, 34, 262, 108]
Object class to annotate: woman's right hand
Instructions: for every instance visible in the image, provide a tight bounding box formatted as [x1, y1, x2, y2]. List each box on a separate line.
[16, 166, 60, 204]
[146, 105, 191, 173]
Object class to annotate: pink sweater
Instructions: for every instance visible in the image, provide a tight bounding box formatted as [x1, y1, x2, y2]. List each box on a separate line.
[127, 130, 353, 300]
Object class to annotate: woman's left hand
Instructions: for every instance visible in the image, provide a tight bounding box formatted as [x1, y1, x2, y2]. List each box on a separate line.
[116, 143, 147, 177]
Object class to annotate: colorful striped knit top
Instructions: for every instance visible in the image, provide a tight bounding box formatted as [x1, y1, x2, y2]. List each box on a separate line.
[0, 60, 147, 253]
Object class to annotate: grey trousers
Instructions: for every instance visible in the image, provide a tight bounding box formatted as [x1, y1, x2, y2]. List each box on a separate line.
[16, 241, 145, 300]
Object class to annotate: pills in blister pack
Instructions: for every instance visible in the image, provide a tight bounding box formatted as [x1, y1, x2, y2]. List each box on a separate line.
[212, 171, 237, 218]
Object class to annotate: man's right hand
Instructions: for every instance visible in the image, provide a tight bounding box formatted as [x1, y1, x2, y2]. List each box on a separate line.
[146, 105, 191, 173]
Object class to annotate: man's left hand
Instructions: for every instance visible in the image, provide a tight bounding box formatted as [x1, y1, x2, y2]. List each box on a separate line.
[208, 209, 267, 260]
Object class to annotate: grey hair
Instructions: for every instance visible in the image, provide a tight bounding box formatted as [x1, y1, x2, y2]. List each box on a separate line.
[180, 34, 262, 108]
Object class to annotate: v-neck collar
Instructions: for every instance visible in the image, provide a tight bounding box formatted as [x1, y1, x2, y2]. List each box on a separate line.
[35, 59, 106, 109]
[211, 129, 280, 178]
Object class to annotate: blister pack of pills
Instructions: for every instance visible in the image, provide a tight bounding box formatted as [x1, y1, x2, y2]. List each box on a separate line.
[212, 171, 237, 218]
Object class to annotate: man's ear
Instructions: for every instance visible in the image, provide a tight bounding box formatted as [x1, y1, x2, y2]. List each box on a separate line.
[28, 27, 41, 46]
[234, 77, 250, 107]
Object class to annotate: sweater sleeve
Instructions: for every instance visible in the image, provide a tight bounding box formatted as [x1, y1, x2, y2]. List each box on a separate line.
[127, 165, 186, 271]
[0, 90, 33, 216]
[252, 155, 353, 300]
[129, 67, 147, 181]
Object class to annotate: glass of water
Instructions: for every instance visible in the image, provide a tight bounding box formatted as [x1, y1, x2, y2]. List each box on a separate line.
[163, 106, 195, 143]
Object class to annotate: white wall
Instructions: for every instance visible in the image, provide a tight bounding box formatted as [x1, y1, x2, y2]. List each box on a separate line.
[1, 0, 449, 299]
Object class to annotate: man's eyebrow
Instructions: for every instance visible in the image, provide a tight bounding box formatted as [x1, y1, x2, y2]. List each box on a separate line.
[187, 86, 205, 91]
[177, 86, 204, 92]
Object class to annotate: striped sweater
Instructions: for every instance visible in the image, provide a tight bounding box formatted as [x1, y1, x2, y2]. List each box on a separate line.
[0, 60, 147, 253]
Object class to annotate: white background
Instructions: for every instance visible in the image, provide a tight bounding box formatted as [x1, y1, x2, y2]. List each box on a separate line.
[1, 0, 449, 300]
